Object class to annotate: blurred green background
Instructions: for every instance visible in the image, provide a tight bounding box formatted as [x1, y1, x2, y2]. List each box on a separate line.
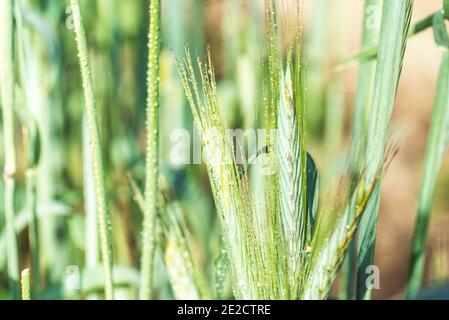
[0, 0, 448, 299]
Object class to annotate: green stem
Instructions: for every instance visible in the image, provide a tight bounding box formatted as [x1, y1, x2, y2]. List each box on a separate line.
[342, 0, 382, 300]
[0, 0, 20, 300]
[70, 0, 114, 300]
[15, 0, 41, 295]
[350, 0, 383, 154]
[356, 0, 413, 300]
[406, 50, 449, 299]
[139, 0, 161, 300]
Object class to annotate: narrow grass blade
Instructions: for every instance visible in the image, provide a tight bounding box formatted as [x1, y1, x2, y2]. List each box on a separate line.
[356, 0, 413, 300]
[406, 48, 449, 299]
[341, 0, 383, 300]
[350, 0, 383, 157]
[70, 0, 114, 300]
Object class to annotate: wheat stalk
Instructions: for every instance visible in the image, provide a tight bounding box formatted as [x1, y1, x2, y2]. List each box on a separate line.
[70, 0, 114, 300]
[406, 9, 449, 296]
[0, 0, 20, 300]
[356, 0, 413, 299]
[139, 0, 161, 300]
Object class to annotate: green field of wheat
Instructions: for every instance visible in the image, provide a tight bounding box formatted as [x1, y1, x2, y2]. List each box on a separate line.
[0, 0, 448, 301]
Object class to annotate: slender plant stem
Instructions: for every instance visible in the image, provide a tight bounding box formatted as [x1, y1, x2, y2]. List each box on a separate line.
[0, 0, 20, 300]
[70, 0, 114, 300]
[139, 0, 161, 300]
[341, 0, 382, 300]
[356, 0, 413, 300]
[406, 49, 449, 299]
[15, 0, 42, 294]
[350, 0, 382, 154]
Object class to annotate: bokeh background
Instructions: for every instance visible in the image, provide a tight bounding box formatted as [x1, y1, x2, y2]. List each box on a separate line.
[0, 0, 448, 299]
